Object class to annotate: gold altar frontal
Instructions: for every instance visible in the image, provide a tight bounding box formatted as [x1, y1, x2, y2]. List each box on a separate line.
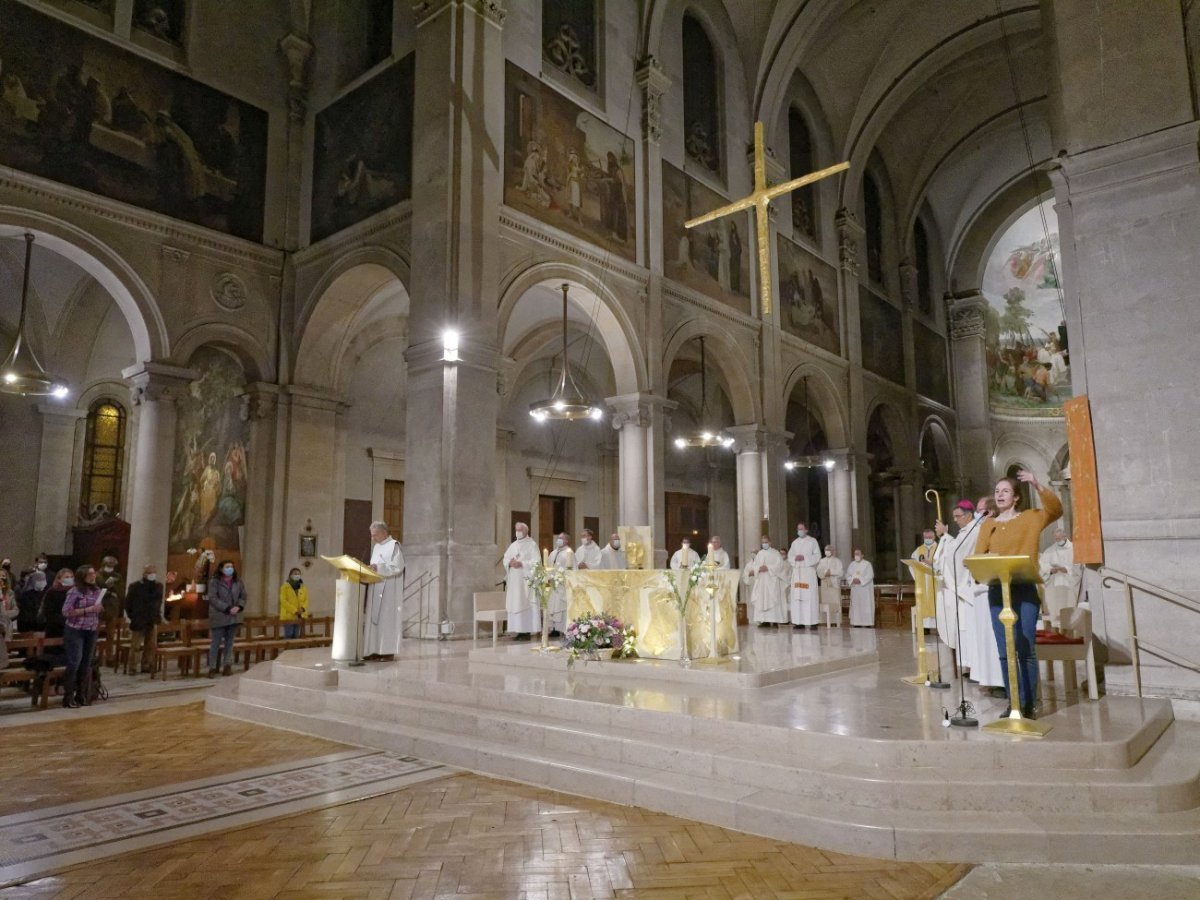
[565, 570, 740, 659]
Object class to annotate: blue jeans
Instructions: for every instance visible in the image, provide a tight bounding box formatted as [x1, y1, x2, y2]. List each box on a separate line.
[208, 624, 238, 671]
[989, 582, 1040, 710]
[63, 626, 97, 697]
[282, 622, 300, 639]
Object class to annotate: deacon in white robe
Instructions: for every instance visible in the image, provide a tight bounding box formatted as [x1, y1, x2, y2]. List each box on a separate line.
[969, 499, 1005, 689]
[1040, 528, 1082, 626]
[846, 552, 875, 627]
[599, 533, 627, 570]
[669, 540, 698, 571]
[574, 530, 603, 570]
[704, 535, 731, 569]
[912, 530, 939, 629]
[816, 546, 844, 623]
[933, 503, 984, 665]
[503, 523, 541, 637]
[547, 533, 575, 633]
[363, 522, 405, 658]
[787, 525, 821, 627]
[744, 538, 789, 625]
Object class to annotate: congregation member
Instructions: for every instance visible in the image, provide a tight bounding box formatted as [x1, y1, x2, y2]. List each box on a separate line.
[207, 559, 246, 678]
[970, 497, 1006, 695]
[574, 530, 602, 570]
[125, 565, 170, 674]
[0, 572, 16, 628]
[599, 533, 626, 570]
[705, 536, 730, 569]
[788, 522, 821, 630]
[279, 567, 309, 639]
[744, 536, 788, 628]
[933, 501, 982, 673]
[364, 521, 405, 659]
[975, 470, 1063, 719]
[98, 556, 125, 666]
[1039, 527, 1082, 626]
[816, 546, 844, 623]
[18, 554, 48, 592]
[62, 565, 104, 707]
[669, 538, 698, 570]
[16, 570, 45, 633]
[547, 533, 574, 634]
[39, 569, 71, 638]
[503, 522, 540, 641]
[911, 530, 938, 630]
[846, 550, 875, 627]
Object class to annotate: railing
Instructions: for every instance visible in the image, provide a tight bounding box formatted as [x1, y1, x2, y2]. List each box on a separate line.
[402, 571, 439, 640]
[1100, 566, 1200, 698]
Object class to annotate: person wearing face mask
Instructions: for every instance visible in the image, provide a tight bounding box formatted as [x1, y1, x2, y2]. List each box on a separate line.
[1039, 527, 1081, 628]
[815, 546, 844, 625]
[363, 522, 406, 660]
[16, 570, 47, 633]
[125, 565, 173, 674]
[911, 530, 939, 631]
[575, 530, 602, 571]
[669, 538, 696, 571]
[743, 536, 788, 628]
[705, 536, 730, 570]
[279, 568, 309, 639]
[600, 533, 626, 570]
[846, 550, 875, 627]
[787, 524, 821, 630]
[18, 554, 49, 593]
[933, 501, 982, 674]
[207, 559, 246, 677]
[504, 522, 541, 640]
[547, 533, 575, 635]
[62, 565, 104, 707]
[38, 569, 72, 639]
[98, 556, 125, 666]
[969, 497, 1006, 695]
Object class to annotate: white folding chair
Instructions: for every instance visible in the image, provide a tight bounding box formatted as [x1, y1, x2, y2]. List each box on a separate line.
[472, 591, 507, 648]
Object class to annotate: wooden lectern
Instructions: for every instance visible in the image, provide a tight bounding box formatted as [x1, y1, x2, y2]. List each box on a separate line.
[901, 558, 937, 685]
[322, 555, 382, 665]
[963, 554, 1051, 737]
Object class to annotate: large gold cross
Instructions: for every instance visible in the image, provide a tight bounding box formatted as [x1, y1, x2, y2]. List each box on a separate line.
[685, 121, 849, 318]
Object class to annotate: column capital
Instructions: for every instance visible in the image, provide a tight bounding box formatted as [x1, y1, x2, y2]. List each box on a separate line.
[122, 363, 196, 405]
[726, 424, 766, 454]
[605, 392, 674, 430]
[822, 447, 857, 472]
[496, 355, 518, 399]
[635, 56, 671, 144]
[278, 32, 314, 122]
[36, 403, 88, 422]
[948, 291, 988, 341]
[835, 208, 863, 276]
[284, 384, 345, 412]
[238, 382, 282, 421]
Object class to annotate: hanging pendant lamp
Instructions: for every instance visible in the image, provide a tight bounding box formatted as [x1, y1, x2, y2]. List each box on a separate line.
[529, 283, 602, 422]
[784, 377, 832, 470]
[2, 233, 68, 398]
[674, 336, 733, 449]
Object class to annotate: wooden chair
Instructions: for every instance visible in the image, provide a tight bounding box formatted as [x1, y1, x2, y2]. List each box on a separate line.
[473, 591, 507, 648]
[1037, 605, 1100, 701]
[2, 634, 65, 709]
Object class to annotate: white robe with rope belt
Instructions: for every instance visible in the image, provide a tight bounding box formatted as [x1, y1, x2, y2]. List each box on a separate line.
[363, 537, 405, 656]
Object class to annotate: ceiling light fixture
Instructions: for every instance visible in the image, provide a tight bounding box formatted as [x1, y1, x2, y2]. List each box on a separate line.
[529, 283, 602, 422]
[1, 233, 69, 398]
[673, 336, 733, 449]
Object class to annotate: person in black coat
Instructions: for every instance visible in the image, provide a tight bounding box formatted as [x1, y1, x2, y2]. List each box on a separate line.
[16, 571, 46, 633]
[125, 565, 173, 674]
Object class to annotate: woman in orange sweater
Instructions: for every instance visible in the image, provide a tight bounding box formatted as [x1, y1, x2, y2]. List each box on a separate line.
[975, 469, 1063, 719]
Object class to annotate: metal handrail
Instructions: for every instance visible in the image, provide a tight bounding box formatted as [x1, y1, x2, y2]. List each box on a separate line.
[1099, 566, 1200, 697]
[402, 571, 438, 639]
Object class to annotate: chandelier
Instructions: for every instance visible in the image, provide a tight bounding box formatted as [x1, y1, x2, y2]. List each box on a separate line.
[783, 378, 831, 470]
[529, 283, 602, 422]
[673, 336, 733, 449]
[1, 233, 68, 398]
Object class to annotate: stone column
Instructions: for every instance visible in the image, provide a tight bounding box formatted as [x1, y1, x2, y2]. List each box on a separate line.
[897, 465, 920, 553]
[238, 383, 282, 612]
[826, 448, 855, 559]
[608, 394, 652, 527]
[123, 363, 195, 574]
[837, 209, 873, 552]
[635, 56, 670, 270]
[948, 292, 991, 495]
[761, 429, 792, 541]
[278, 32, 313, 249]
[31, 405, 88, 554]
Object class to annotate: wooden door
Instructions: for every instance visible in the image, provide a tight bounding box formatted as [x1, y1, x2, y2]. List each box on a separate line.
[537, 495, 572, 552]
[383, 479, 404, 540]
[342, 499, 373, 563]
[664, 492, 709, 557]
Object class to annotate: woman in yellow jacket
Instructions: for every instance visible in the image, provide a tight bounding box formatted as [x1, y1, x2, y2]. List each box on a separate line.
[279, 568, 308, 639]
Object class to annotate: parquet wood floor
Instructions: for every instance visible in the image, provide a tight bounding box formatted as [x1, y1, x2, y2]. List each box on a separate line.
[2, 773, 969, 899]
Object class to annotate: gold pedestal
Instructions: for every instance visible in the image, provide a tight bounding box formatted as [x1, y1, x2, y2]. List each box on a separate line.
[901, 558, 936, 685]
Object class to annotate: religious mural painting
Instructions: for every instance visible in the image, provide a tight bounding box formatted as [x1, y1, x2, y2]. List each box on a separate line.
[0, 0, 267, 241]
[311, 53, 414, 243]
[913, 321, 950, 406]
[776, 233, 839, 355]
[662, 162, 750, 314]
[981, 200, 1070, 414]
[168, 348, 249, 575]
[504, 62, 636, 262]
[858, 288, 905, 385]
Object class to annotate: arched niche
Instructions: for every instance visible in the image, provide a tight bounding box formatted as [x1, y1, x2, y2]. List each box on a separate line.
[662, 318, 758, 425]
[783, 375, 833, 546]
[781, 363, 849, 448]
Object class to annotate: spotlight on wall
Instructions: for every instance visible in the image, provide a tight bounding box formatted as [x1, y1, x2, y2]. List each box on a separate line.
[823, 458, 836, 471]
[442, 329, 460, 362]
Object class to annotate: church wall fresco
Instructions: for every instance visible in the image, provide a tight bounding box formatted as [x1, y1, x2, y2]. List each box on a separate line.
[504, 61, 636, 262]
[858, 287, 905, 385]
[311, 53, 414, 243]
[913, 321, 950, 406]
[981, 200, 1070, 414]
[776, 233, 839, 355]
[662, 162, 750, 314]
[0, 0, 268, 242]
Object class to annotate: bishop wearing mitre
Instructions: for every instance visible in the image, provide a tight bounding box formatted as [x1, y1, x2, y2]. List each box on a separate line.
[788, 523, 821, 629]
[504, 522, 540, 640]
[744, 536, 789, 627]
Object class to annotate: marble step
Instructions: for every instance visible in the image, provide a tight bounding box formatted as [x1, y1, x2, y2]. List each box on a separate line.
[228, 670, 1200, 815]
[208, 683, 1200, 864]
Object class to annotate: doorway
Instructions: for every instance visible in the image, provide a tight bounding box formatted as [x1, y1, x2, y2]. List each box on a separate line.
[665, 491, 709, 555]
[538, 495, 574, 551]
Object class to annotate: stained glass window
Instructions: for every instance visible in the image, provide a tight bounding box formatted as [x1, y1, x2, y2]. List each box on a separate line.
[81, 400, 126, 517]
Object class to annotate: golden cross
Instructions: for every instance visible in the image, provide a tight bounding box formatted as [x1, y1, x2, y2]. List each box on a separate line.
[685, 121, 849, 318]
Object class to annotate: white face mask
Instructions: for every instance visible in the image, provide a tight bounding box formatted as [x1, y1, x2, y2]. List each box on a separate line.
[681, 545, 690, 553]
[103, 566, 114, 573]
[825, 549, 833, 557]
[924, 538, 934, 546]
[854, 556, 862, 562]
[36, 562, 47, 571]
[516, 531, 527, 540]
[62, 577, 75, 587]
[145, 573, 157, 582]
[555, 538, 564, 548]
[611, 539, 620, 548]
[796, 530, 806, 538]
[761, 542, 770, 550]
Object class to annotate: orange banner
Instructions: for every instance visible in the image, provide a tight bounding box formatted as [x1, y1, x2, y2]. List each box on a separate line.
[1063, 395, 1103, 565]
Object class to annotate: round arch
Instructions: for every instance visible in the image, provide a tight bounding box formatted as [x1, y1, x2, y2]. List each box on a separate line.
[865, 397, 913, 467]
[949, 176, 1053, 293]
[662, 318, 758, 425]
[781, 362, 848, 447]
[173, 321, 272, 383]
[918, 414, 957, 483]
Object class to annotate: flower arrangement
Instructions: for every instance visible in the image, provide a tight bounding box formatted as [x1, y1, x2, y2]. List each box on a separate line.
[663, 561, 705, 616]
[563, 611, 637, 665]
[526, 562, 565, 609]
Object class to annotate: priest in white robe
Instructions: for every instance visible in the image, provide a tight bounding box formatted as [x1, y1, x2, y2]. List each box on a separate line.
[599, 533, 626, 570]
[547, 533, 575, 634]
[363, 521, 405, 658]
[669, 538, 698, 571]
[704, 535, 731, 569]
[575, 529, 602, 570]
[503, 522, 541, 639]
[912, 530, 939, 630]
[744, 537, 788, 627]
[1040, 528, 1081, 627]
[816, 546, 844, 624]
[969, 497, 1005, 691]
[846, 550, 875, 627]
[933, 501, 983, 666]
[787, 524, 821, 629]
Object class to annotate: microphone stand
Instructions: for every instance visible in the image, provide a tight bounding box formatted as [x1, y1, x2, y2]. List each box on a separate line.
[927, 542, 951, 691]
[948, 515, 985, 727]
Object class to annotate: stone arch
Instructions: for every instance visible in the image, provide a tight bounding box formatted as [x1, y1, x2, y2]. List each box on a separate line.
[0, 208, 165, 362]
[992, 434, 1052, 484]
[662, 318, 758, 425]
[919, 414, 957, 488]
[781, 362, 848, 447]
[949, 177, 1053, 293]
[173, 321, 273, 384]
[865, 397, 913, 467]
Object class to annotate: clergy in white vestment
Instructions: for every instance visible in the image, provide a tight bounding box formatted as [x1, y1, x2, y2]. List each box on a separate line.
[575, 530, 603, 570]
[363, 521, 406, 658]
[846, 550, 875, 627]
[503, 522, 541, 639]
[744, 537, 789, 626]
[704, 535, 731, 569]
[547, 533, 575, 633]
[815, 546, 844, 618]
[933, 501, 983, 662]
[599, 533, 627, 570]
[911, 530, 939, 629]
[669, 539, 698, 571]
[787, 524, 821, 628]
[969, 497, 1005, 690]
[1040, 528, 1082, 626]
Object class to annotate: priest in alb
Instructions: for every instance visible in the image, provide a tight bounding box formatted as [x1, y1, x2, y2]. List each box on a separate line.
[575, 530, 602, 570]
[364, 521, 405, 659]
[600, 533, 626, 569]
[744, 536, 789, 627]
[933, 501, 982, 668]
[670, 538, 698, 570]
[503, 522, 541, 640]
[547, 532, 574, 634]
[788, 523, 821, 629]
[816, 545, 844, 624]
[705, 535, 731, 569]
[1040, 527, 1082, 626]
[846, 550, 875, 627]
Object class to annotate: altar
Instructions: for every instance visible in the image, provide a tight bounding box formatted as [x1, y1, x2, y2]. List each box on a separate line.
[565, 569, 740, 659]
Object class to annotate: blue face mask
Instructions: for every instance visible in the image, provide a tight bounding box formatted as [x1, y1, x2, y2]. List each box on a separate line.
[222, 566, 234, 577]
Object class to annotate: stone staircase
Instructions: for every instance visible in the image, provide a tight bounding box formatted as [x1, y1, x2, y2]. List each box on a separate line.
[207, 652, 1200, 864]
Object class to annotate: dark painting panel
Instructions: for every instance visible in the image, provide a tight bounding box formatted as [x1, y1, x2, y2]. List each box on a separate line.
[0, 0, 267, 241]
[859, 287, 905, 385]
[777, 233, 839, 356]
[311, 54, 414, 243]
[504, 62, 636, 262]
[913, 321, 950, 406]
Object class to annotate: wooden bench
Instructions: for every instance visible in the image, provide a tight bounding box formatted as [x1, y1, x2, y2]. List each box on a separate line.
[3, 634, 66, 709]
[154, 619, 210, 680]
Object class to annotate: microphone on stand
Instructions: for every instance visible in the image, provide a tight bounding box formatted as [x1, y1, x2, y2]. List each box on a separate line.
[947, 512, 986, 727]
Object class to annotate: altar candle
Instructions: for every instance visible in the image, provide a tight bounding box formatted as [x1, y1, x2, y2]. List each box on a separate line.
[542, 548, 549, 566]
[707, 541, 713, 558]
